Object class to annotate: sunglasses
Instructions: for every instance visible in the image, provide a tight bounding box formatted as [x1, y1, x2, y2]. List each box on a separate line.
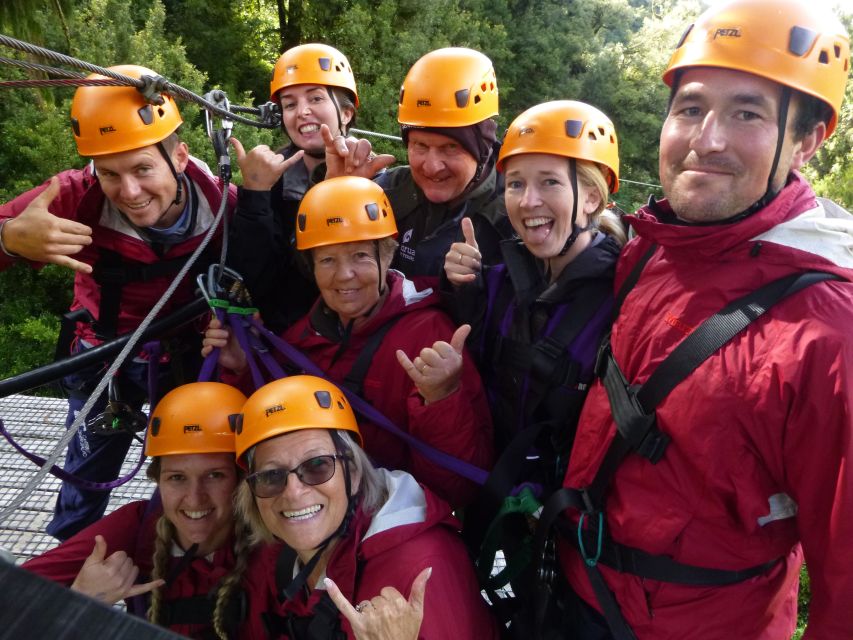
[247, 454, 351, 498]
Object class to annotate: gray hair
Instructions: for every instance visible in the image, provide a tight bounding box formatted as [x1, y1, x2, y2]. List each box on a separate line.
[235, 429, 388, 546]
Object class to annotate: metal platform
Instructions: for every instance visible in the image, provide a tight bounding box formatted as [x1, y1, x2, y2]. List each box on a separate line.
[0, 393, 154, 564]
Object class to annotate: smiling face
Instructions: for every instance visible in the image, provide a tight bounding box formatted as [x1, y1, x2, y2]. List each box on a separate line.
[504, 153, 601, 262]
[93, 142, 189, 229]
[407, 129, 478, 204]
[253, 429, 352, 564]
[312, 240, 387, 325]
[157, 453, 239, 556]
[659, 67, 818, 223]
[279, 84, 352, 153]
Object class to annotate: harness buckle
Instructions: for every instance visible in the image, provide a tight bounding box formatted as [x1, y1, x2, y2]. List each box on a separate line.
[594, 334, 612, 378]
[635, 426, 671, 464]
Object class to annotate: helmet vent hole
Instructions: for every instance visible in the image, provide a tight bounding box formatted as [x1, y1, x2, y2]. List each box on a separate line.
[455, 89, 470, 108]
[588, 131, 597, 141]
[675, 24, 692, 50]
[818, 50, 829, 64]
[315, 391, 332, 409]
[138, 105, 154, 125]
[564, 119, 583, 138]
[598, 126, 606, 137]
[399, 88, 405, 105]
[788, 26, 817, 57]
[151, 417, 161, 437]
[835, 45, 841, 59]
[157, 107, 165, 118]
[319, 57, 332, 71]
[474, 95, 481, 104]
[610, 134, 615, 143]
[71, 117, 80, 137]
[298, 213, 307, 232]
[337, 401, 345, 409]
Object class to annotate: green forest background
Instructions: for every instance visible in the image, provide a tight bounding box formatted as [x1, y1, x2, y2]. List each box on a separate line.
[1, 1, 848, 633]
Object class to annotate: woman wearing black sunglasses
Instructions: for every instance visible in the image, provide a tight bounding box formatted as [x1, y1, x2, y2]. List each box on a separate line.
[233, 375, 498, 640]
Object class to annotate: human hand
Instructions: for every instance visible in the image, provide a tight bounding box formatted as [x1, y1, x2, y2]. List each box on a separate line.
[1, 178, 93, 273]
[70, 535, 164, 604]
[325, 567, 430, 640]
[321, 124, 395, 179]
[396, 324, 471, 404]
[231, 137, 305, 191]
[443, 217, 481, 286]
[201, 316, 248, 373]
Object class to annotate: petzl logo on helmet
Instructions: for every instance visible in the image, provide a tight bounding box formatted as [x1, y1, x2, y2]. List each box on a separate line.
[99, 126, 117, 135]
[286, 65, 299, 74]
[265, 404, 284, 417]
[713, 28, 741, 39]
[326, 216, 344, 226]
[417, 100, 431, 107]
[183, 424, 202, 433]
[519, 126, 535, 136]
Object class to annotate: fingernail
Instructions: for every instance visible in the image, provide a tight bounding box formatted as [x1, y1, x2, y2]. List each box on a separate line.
[324, 577, 335, 589]
[427, 567, 433, 579]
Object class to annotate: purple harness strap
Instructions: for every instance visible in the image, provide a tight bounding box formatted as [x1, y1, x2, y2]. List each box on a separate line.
[0, 418, 148, 491]
[246, 316, 490, 486]
[0, 341, 162, 491]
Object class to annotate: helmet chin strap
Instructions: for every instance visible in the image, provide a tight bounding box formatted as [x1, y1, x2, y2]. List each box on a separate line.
[558, 159, 592, 257]
[156, 141, 183, 208]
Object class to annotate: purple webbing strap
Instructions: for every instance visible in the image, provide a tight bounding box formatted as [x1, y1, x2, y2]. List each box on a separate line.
[247, 317, 489, 486]
[229, 312, 265, 390]
[197, 307, 225, 382]
[0, 418, 147, 490]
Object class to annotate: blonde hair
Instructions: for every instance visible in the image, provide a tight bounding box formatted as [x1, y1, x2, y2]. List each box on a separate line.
[236, 430, 388, 546]
[146, 456, 249, 639]
[575, 159, 627, 247]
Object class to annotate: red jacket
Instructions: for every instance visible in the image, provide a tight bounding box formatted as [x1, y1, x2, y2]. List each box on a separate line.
[240, 469, 500, 640]
[22, 500, 239, 639]
[0, 159, 236, 344]
[261, 271, 494, 506]
[559, 174, 853, 639]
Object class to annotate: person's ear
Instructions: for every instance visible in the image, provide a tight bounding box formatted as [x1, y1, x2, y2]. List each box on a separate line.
[172, 141, 190, 173]
[789, 121, 826, 171]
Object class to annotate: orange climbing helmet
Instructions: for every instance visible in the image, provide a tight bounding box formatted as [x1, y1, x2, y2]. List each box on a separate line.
[270, 43, 359, 106]
[296, 176, 397, 250]
[497, 100, 620, 193]
[398, 47, 498, 127]
[663, 0, 850, 137]
[145, 382, 246, 457]
[234, 375, 361, 467]
[70, 64, 183, 156]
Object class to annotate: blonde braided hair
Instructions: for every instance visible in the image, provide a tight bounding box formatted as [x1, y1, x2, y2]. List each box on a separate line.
[211, 518, 253, 640]
[146, 514, 175, 626]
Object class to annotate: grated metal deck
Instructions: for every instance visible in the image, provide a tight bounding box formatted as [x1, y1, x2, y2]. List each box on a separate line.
[0, 393, 154, 564]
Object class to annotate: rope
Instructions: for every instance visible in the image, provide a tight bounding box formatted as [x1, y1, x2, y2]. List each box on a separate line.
[0, 176, 231, 525]
[350, 127, 403, 142]
[0, 34, 276, 129]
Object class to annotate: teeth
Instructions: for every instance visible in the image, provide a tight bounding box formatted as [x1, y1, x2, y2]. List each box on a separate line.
[283, 505, 322, 519]
[183, 509, 212, 520]
[126, 199, 152, 210]
[524, 217, 552, 228]
[299, 124, 320, 133]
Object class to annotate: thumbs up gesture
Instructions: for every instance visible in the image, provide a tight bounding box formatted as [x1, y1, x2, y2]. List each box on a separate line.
[396, 324, 471, 404]
[70, 535, 164, 604]
[1, 177, 94, 272]
[443, 217, 481, 286]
